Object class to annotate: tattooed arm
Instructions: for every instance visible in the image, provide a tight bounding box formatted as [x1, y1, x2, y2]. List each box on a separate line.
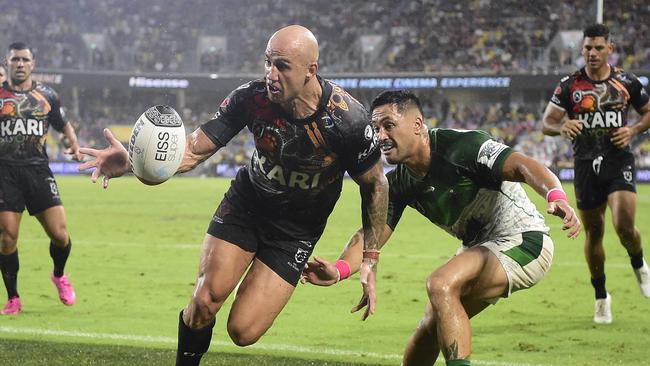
[350, 160, 389, 320]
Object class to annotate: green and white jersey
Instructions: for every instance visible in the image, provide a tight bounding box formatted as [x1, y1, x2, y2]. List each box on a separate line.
[387, 128, 549, 247]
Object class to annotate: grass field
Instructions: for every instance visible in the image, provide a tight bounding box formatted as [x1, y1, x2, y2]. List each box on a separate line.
[1, 175, 649, 366]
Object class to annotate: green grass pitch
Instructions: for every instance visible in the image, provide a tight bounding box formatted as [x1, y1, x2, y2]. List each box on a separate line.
[1, 176, 649, 365]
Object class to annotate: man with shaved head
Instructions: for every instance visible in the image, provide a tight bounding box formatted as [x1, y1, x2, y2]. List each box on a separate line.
[79, 25, 387, 365]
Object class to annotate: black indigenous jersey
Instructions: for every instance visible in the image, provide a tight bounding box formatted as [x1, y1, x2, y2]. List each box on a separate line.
[387, 129, 547, 246]
[549, 67, 650, 160]
[0, 81, 67, 166]
[201, 77, 379, 238]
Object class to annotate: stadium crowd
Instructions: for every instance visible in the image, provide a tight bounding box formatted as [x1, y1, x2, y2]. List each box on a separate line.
[3, 0, 650, 173]
[2, 0, 649, 73]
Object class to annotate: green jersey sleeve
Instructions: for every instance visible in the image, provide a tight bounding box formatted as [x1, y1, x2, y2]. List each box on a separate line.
[438, 129, 514, 190]
[386, 169, 408, 230]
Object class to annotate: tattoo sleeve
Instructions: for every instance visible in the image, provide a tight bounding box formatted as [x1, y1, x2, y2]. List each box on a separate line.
[358, 163, 389, 252]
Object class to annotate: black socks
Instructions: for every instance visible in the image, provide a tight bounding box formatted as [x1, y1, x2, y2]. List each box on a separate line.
[591, 275, 607, 299]
[176, 310, 216, 366]
[0, 250, 19, 299]
[50, 240, 71, 278]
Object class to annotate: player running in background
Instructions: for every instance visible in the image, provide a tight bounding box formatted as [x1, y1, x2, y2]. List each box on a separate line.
[542, 23, 650, 324]
[302, 90, 580, 366]
[78, 25, 388, 366]
[0, 42, 82, 315]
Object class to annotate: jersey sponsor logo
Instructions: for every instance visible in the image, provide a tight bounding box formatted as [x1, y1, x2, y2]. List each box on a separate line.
[364, 125, 374, 140]
[294, 247, 309, 264]
[577, 111, 622, 128]
[0, 118, 45, 136]
[357, 127, 378, 162]
[321, 115, 334, 128]
[253, 152, 321, 189]
[623, 165, 633, 183]
[592, 156, 603, 175]
[477, 139, 508, 169]
[299, 240, 313, 248]
[550, 95, 561, 105]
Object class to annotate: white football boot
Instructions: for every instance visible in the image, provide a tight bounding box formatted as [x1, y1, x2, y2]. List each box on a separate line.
[593, 293, 612, 324]
[633, 259, 650, 298]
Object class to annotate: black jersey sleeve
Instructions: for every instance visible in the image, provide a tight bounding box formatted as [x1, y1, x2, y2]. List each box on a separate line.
[335, 97, 380, 177]
[200, 82, 251, 148]
[549, 76, 572, 111]
[628, 73, 650, 111]
[43, 85, 66, 133]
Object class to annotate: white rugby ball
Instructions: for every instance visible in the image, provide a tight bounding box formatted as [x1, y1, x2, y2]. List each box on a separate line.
[128, 105, 185, 185]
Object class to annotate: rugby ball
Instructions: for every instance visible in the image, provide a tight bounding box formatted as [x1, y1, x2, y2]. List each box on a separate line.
[128, 105, 185, 185]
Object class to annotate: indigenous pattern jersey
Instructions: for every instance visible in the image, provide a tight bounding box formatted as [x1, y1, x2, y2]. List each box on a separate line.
[201, 77, 379, 239]
[386, 129, 548, 247]
[0, 81, 67, 166]
[549, 67, 649, 160]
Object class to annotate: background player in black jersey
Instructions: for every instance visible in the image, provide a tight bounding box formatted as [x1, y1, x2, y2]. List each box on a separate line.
[78, 25, 388, 366]
[542, 24, 650, 324]
[0, 43, 82, 315]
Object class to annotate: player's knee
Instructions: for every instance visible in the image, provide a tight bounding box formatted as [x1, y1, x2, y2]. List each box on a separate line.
[0, 231, 18, 252]
[50, 227, 69, 247]
[612, 222, 636, 243]
[227, 323, 262, 347]
[583, 224, 605, 242]
[188, 291, 222, 326]
[426, 272, 455, 302]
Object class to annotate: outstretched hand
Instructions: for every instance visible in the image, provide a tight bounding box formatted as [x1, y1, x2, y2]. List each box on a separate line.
[78, 128, 130, 189]
[547, 199, 581, 239]
[351, 259, 377, 320]
[301, 256, 339, 286]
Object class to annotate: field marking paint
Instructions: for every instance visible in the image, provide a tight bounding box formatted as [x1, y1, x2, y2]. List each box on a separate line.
[0, 326, 552, 366]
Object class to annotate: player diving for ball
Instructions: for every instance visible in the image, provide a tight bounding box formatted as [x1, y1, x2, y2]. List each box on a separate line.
[302, 90, 581, 366]
[78, 25, 388, 366]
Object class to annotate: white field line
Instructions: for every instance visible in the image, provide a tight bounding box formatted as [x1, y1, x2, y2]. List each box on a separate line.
[0, 326, 552, 366]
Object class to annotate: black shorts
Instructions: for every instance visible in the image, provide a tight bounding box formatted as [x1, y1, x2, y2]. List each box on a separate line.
[207, 196, 317, 286]
[574, 152, 636, 210]
[0, 164, 63, 215]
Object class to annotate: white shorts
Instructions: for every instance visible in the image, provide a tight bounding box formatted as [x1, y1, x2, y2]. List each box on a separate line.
[456, 231, 554, 304]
